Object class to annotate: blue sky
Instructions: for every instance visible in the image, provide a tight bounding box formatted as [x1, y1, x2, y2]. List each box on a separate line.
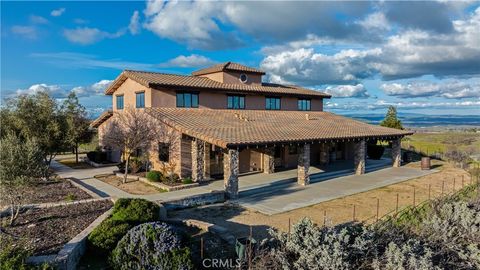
[1, 1, 479, 118]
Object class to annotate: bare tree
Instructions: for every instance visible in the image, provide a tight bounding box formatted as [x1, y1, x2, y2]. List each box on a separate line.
[102, 107, 159, 183]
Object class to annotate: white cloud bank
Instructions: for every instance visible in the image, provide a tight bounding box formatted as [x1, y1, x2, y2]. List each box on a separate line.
[14, 80, 113, 98]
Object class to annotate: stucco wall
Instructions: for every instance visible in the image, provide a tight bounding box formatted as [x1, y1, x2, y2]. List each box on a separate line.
[112, 78, 151, 110]
[199, 71, 262, 85]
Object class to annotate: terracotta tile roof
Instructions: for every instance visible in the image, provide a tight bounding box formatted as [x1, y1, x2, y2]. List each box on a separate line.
[104, 70, 330, 98]
[146, 108, 413, 148]
[90, 110, 113, 128]
[192, 62, 266, 76]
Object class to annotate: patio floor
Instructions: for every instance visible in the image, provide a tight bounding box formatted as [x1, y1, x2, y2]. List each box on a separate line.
[234, 163, 438, 215]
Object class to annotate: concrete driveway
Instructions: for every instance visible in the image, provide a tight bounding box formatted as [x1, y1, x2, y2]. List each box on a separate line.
[237, 166, 438, 215]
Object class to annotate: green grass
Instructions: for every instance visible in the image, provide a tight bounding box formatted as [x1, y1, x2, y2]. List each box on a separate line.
[402, 132, 480, 155]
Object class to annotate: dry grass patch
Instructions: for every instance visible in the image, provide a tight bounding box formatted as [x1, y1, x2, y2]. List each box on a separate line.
[95, 174, 166, 195]
[58, 158, 92, 169]
[172, 160, 474, 239]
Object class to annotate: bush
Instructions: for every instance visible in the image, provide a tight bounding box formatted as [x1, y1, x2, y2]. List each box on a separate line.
[128, 157, 143, 173]
[0, 239, 29, 270]
[88, 219, 132, 254]
[111, 198, 160, 224]
[367, 144, 385, 160]
[87, 151, 107, 163]
[110, 222, 193, 270]
[162, 173, 180, 185]
[146, 170, 162, 182]
[182, 177, 193, 185]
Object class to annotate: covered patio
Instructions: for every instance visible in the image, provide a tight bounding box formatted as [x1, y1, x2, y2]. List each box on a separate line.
[146, 108, 413, 199]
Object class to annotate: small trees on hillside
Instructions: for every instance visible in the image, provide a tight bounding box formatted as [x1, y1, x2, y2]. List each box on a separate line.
[102, 108, 159, 183]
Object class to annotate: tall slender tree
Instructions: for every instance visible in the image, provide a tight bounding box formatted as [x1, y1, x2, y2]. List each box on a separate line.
[62, 92, 94, 163]
[380, 106, 404, 130]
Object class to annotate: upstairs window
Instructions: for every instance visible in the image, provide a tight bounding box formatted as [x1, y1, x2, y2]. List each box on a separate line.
[298, 99, 311, 111]
[136, 92, 145, 108]
[176, 92, 199, 108]
[116, 95, 124, 110]
[158, 143, 170, 162]
[265, 97, 281, 110]
[227, 95, 245, 109]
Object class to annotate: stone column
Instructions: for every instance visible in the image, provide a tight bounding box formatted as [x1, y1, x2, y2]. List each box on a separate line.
[297, 144, 310, 186]
[263, 147, 275, 174]
[191, 139, 205, 182]
[319, 143, 330, 165]
[354, 139, 366, 175]
[392, 138, 401, 168]
[204, 143, 211, 179]
[224, 149, 239, 199]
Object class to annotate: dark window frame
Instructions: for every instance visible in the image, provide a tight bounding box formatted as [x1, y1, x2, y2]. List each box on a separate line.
[265, 96, 281, 110]
[136, 91, 145, 108]
[227, 95, 246, 109]
[158, 142, 170, 162]
[176, 91, 199, 108]
[298, 98, 311, 111]
[116, 94, 124, 110]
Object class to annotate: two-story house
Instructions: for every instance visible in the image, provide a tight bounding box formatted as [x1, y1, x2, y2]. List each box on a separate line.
[92, 62, 412, 198]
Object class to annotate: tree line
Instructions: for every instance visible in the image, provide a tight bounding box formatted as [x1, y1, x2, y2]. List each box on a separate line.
[0, 91, 93, 224]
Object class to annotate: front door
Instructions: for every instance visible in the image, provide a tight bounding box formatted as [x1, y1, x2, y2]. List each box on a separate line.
[209, 146, 224, 179]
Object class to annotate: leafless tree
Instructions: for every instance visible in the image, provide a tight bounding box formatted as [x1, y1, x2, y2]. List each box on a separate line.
[102, 107, 160, 183]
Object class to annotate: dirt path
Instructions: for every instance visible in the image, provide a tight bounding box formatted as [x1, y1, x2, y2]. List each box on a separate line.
[170, 160, 474, 240]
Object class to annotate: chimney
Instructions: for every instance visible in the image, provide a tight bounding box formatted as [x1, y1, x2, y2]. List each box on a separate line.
[305, 113, 310, 120]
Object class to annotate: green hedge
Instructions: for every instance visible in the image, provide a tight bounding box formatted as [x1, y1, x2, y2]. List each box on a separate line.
[146, 170, 162, 182]
[87, 219, 132, 254]
[111, 198, 160, 225]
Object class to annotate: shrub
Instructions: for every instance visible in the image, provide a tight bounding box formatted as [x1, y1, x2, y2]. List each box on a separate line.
[146, 170, 162, 182]
[111, 198, 160, 224]
[88, 219, 132, 254]
[182, 177, 193, 185]
[128, 157, 143, 174]
[367, 144, 385, 160]
[162, 173, 180, 185]
[110, 222, 193, 270]
[0, 239, 29, 270]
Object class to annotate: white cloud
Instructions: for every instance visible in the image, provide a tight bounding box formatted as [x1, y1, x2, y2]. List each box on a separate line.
[51, 8, 66, 17]
[324, 84, 370, 98]
[29, 15, 49, 24]
[31, 52, 155, 70]
[129, 11, 140, 35]
[143, 0, 242, 50]
[260, 7, 480, 86]
[73, 18, 88, 24]
[358, 12, 390, 31]
[159, 54, 215, 68]
[63, 27, 125, 45]
[326, 99, 480, 111]
[11, 25, 37, 39]
[381, 78, 480, 99]
[15, 80, 113, 99]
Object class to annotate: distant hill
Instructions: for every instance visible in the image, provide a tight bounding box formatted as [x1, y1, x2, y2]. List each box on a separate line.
[340, 113, 480, 128]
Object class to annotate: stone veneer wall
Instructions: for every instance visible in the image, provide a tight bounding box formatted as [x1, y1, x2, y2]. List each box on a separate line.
[191, 139, 205, 182]
[392, 138, 401, 167]
[354, 140, 366, 175]
[223, 149, 239, 199]
[297, 144, 310, 185]
[263, 147, 275, 174]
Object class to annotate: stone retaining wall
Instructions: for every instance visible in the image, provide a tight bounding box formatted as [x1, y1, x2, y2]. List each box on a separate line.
[159, 191, 225, 210]
[27, 208, 113, 270]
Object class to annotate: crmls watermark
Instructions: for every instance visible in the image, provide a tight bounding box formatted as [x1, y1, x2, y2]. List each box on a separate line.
[202, 258, 242, 268]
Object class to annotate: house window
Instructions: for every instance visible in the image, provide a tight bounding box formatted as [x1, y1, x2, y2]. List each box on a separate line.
[176, 92, 199, 108]
[265, 97, 281, 110]
[298, 99, 311, 111]
[227, 95, 245, 109]
[158, 143, 170, 162]
[136, 92, 145, 108]
[239, 74, 248, 83]
[116, 95, 124, 110]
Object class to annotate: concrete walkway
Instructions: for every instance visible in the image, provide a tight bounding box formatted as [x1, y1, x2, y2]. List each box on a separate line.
[237, 166, 437, 215]
[52, 159, 437, 215]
